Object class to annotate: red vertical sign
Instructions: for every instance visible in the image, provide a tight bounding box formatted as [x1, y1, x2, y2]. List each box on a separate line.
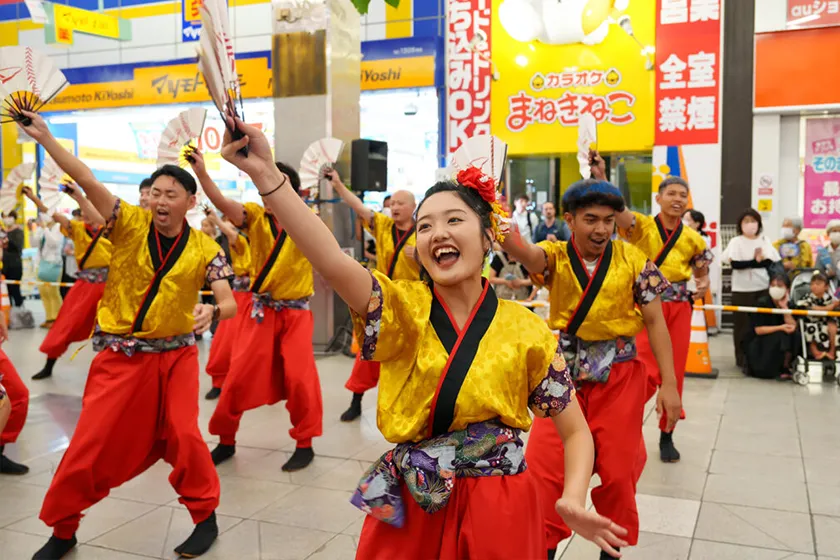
[447, 0, 491, 155]
[655, 0, 722, 146]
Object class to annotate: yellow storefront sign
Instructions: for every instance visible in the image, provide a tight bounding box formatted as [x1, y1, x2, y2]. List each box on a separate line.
[360, 56, 435, 91]
[49, 57, 273, 111]
[491, 0, 655, 155]
[44, 2, 131, 45]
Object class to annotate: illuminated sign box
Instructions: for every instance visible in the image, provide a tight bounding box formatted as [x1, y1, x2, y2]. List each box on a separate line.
[43, 2, 132, 45]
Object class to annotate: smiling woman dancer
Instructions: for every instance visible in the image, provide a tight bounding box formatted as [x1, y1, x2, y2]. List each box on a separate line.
[220, 121, 627, 559]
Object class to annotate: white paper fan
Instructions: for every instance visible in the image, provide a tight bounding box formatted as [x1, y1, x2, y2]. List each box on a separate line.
[299, 138, 344, 189]
[451, 135, 508, 185]
[577, 113, 597, 179]
[0, 47, 69, 124]
[0, 162, 33, 213]
[38, 158, 71, 213]
[157, 108, 207, 167]
[196, 0, 242, 130]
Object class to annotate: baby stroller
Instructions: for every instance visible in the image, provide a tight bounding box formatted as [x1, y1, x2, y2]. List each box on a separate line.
[791, 269, 840, 386]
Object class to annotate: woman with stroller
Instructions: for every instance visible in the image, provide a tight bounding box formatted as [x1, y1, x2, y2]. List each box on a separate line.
[795, 273, 839, 377]
[743, 274, 800, 380]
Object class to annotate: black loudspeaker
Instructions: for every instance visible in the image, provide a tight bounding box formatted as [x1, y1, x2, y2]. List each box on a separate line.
[351, 139, 388, 192]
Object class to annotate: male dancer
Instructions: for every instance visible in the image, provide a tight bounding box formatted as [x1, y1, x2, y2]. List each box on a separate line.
[22, 186, 112, 381]
[189, 152, 323, 472]
[600, 154, 712, 463]
[0, 304, 28, 475]
[202, 208, 251, 400]
[138, 177, 152, 210]
[326, 170, 420, 421]
[22, 112, 236, 559]
[504, 179, 682, 559]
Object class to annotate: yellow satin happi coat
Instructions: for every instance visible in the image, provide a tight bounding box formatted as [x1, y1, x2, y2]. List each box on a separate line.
[365, 212, 420, 281]
[61, 220, 112, 270]
[243, 203, 313, 300]
[538, 240, 653, 340]
[351, 271, 561, 444]
[97, 201, 227, 339]
[229, 233, 252, 278]
[620, 213, 708, 283]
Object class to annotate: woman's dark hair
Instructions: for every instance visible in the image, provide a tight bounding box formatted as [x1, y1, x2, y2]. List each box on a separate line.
[683, 209, 708, 237]
[735, 208, 763, 235]
[562, 179, 625, 215]
[413, 180, 494, 284]
[150, 164, 197, 195]
[769, 274, 790, 288]
[275, 161, 301, 194]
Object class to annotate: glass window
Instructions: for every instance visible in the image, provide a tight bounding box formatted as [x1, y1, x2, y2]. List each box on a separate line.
[507, 157, 552, 210]
[611, 154, 653, 214]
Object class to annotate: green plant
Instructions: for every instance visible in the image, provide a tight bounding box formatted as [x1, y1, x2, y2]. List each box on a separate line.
[351, 0, 400, 15]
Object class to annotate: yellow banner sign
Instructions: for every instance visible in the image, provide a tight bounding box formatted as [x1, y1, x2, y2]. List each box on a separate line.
[361, 56, 436, 91]
[49, 57, 273, 111]
[491, 0, 655, 155]
[44, 2, 131, 45]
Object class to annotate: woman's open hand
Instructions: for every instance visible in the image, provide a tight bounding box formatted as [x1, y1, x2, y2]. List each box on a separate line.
[555, 498, 627, 557]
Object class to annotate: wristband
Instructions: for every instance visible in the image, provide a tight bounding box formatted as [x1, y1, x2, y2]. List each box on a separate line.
[258, 175, 288, 197]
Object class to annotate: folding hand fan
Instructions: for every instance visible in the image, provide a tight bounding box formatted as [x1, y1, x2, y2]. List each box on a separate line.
[299, 138, 345, 190]
[0, 47, 69, 125]
[577, 112, 597, 179]
[196, 0, 245, 150]
[451, 135, 508, 184]
[38, 158, 71, 213]
[0, 162, 34, 213]
[157, 107, 207, 167]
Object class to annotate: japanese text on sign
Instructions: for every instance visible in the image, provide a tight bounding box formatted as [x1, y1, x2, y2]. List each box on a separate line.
[505, 90, 636, 132]
[803, 118, 840, 228]
[655, 0, 721, 146]
[447, 0, 491, 154]
[787, 0, 840, 29]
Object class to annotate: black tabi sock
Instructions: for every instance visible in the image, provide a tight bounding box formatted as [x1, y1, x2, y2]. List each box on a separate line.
[600, 548, 619, 559]
[0, 444, 29, 475]
[174, 511, 218, 557]
[281, 446, 314, 472]
[547, 548, 556, 560]
[32, 358, 56, 380]
[340, 393, 364, 422]
[210, 444, 235, 466]
[659, 430, 681, 463]
[32, 535, 77, 559]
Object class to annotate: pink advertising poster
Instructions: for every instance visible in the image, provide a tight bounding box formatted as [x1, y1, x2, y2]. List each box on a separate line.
[804, 117, 840, 229]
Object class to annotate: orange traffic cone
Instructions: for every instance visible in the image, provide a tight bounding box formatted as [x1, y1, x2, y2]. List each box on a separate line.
[685, 306, 718, 378]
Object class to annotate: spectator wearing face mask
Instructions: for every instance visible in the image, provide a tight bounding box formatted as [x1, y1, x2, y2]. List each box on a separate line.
[1, 212, 24, 308]
[722, 209, 781, 370]
[743, 274, 799, 380]
[817, 220, 840, 278]
[773, 217, 813, 278]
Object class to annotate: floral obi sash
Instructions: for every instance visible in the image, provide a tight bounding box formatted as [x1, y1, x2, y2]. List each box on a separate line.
[559, 332, 637, 384]
[350, 419, 526, 528]
[76, 266, 108, 284]
[249, 293, 310, 323]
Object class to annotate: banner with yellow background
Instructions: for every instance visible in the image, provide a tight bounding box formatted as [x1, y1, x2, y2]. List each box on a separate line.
[491, 0, 655, 155]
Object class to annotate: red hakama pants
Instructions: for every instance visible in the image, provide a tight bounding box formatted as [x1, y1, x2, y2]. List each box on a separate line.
[636, 300, 691, 428]
[356, 471, 545, 559]
[39, 280, 106, 360]
[205, 291, 252, 389]
[344, 354, 380, 394]
[208, 302, 323, 447]
[0, 350, 28, 445]
[526, 359, 647, 549]
[39, 346, 220, 538]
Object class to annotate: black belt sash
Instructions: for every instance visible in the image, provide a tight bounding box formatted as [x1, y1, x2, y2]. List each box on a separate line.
[654, 215, 683, 268]
[386, 225, 413, 279]
[566, 239, 613, 337]
[251, 217, 287, 294]
[427, 281, 498, 437]
[78, 227, 105, 270]
[131, 223, 190, 333]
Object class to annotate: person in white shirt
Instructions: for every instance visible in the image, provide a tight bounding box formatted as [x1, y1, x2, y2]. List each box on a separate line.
[512, 194, 539, 244]
[32, 219, 66, 328]
[721, 208, 781, 370]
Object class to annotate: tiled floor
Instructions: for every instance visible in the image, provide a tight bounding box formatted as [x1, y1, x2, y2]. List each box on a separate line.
[2, 322, 840, 559]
